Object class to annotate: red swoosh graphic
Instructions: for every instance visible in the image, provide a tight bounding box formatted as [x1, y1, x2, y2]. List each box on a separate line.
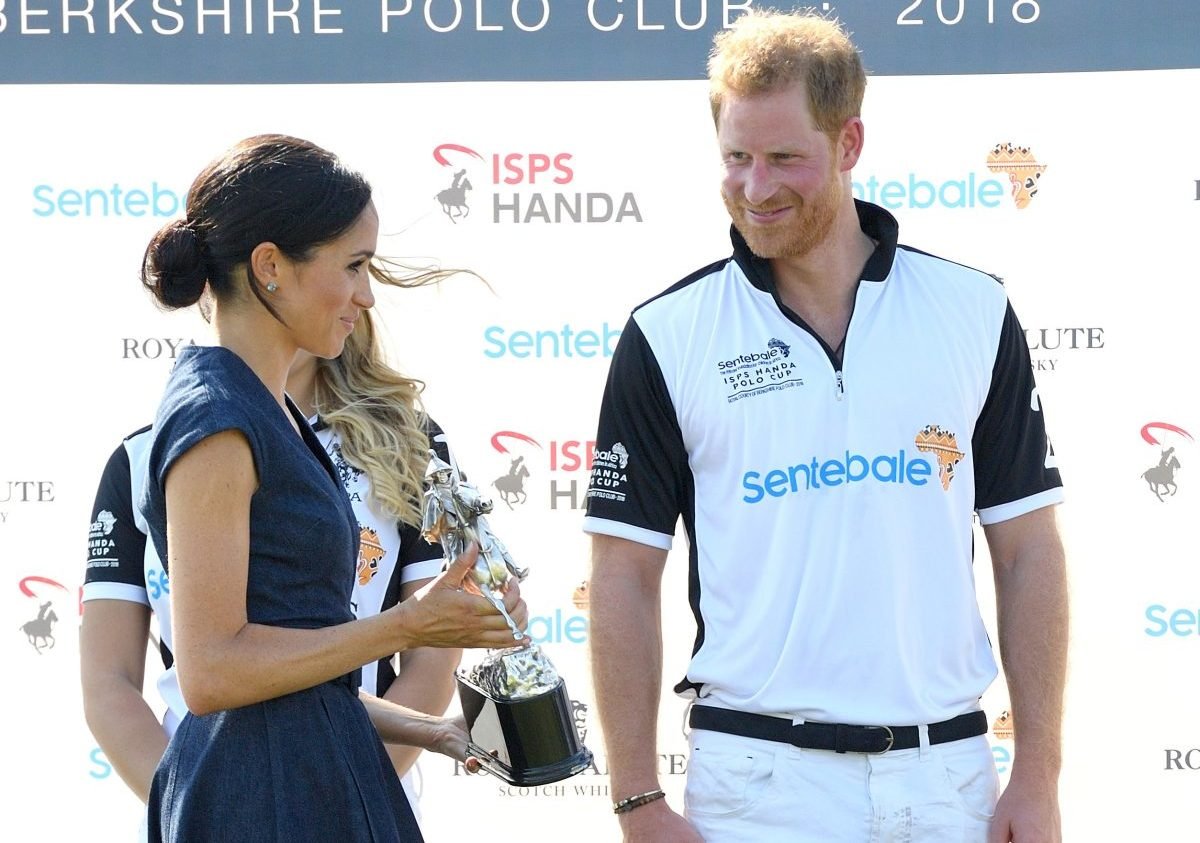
[433, 144, 484, 167]
[491, 431, 542, 454]
[19, 576, 69, 598]
[1141, 422, 1194, 446]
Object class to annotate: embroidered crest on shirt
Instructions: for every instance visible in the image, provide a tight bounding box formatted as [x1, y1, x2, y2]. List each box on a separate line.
[330, 443, 365, 486]
[717, 338, 803, 403]
[87, 510, 119, 570]
[587, 443, 629, 502]
[914, 425, 964, 490]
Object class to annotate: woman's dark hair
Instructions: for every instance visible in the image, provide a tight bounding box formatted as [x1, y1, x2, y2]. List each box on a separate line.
[140, 134, 373, 319]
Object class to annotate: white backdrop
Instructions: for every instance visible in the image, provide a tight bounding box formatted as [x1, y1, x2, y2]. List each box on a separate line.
[3, 27, 1200, 843]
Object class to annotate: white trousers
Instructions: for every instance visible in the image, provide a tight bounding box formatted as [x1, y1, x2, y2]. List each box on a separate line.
[683, 727, 998, 843]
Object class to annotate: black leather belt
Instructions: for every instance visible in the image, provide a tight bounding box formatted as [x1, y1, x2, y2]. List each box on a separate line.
[689, 706, 988, 754]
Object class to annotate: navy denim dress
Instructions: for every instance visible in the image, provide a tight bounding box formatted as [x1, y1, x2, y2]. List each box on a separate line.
[141, 346, 423, 842]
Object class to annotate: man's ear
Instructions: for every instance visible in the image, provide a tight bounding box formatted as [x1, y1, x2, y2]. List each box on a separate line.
[837, 116, 865, 173]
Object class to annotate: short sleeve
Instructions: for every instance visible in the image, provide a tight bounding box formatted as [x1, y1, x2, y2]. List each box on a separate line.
[973, 302, 1064, 524]
[142, 374, 268, 568]
[83, 431, 151, 604]
[583, 317, 689, 550]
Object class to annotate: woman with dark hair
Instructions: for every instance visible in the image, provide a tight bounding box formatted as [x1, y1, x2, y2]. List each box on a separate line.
[82, 314, 476, 839]
[134, 134, 527, 842]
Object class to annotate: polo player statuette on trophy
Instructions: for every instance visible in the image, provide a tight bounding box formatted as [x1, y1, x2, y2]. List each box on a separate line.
[422, 451, 593, 785]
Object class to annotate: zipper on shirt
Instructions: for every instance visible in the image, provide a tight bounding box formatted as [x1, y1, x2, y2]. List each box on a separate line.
[835, 370, 845, 401]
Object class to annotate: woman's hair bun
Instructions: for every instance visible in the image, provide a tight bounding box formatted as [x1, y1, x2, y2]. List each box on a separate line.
[140, 219, 208, 309]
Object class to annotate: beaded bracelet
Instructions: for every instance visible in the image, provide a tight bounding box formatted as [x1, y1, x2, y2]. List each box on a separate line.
[612, 789, 666, 815]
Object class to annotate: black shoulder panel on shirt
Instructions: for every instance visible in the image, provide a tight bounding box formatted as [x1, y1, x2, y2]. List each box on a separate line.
[633, 257, 733, 314]
[897, 244, 1002, 285]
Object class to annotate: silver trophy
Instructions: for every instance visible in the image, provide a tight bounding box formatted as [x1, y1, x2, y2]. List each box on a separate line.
[422, 451, 592, 785]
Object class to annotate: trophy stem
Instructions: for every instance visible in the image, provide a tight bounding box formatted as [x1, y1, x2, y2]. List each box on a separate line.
[482, 589, 524, 640]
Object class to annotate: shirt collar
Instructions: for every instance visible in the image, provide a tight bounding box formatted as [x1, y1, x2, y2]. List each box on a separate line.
[731, 199, 900, 292]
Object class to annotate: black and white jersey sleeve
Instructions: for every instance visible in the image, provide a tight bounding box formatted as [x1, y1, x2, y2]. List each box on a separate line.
[583, 317, 691, 550]
[972, 302, 1064, 524]
[83, 427, 152, 604]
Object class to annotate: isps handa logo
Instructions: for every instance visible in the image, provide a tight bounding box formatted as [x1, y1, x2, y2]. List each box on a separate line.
[488, 431, 597, 511]
[1139, 422, 1192, 502]
[431, 143, 643, 225]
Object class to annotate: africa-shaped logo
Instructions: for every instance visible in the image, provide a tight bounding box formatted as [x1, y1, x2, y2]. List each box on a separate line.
[986, 142, 1047, 209]
[992, 710, 1014, 741]
[90, 510, 116, 536]
[914, 425, 964, 490]
[572, 579, 590, 610]
[1140, 422, 1192, 502]
[358, 525, 386, 585]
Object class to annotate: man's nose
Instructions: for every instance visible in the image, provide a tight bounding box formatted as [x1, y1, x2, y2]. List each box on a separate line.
[742, 160, 778, 206]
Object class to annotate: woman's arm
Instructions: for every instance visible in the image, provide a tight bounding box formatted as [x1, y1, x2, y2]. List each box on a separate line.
[80, 600, 169, 802]
[168, 430, 528, 716]
[360, 693, 476, 769]
[380, 578, 463, 778]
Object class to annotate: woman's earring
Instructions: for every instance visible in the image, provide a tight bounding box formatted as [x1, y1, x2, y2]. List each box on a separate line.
[266, 282, 278, 293]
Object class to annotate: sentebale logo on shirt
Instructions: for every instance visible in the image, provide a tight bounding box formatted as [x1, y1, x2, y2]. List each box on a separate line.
[741, 426, 963, 503]
[741, 449, 934, 503]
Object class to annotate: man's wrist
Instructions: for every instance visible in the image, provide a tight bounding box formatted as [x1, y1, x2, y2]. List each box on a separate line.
[613, 788, 666, 815]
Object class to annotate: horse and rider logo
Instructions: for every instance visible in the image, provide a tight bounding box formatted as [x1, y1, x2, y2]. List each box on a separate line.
[489, 431, 542, 510]
[21, 601, 59, 654]
[493, 456, 530, 509]
[1140, 422, 1192, 502]
[17, 576, 69, 655]
[437, 169, 473, 223]
[432, 143, 484, 224]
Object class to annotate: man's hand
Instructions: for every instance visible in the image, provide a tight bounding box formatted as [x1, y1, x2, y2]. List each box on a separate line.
[618, 799, 704, 843]
[987, 773, 1061, 843]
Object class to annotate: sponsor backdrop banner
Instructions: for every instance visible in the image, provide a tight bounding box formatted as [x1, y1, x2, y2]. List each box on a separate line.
[2, 3, 1198, 840]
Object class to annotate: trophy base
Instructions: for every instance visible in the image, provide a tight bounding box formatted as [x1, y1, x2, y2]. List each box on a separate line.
[457, 674, 593, 786]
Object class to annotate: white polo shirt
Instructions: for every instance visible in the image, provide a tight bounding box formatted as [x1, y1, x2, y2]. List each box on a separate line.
[583, 201, 1062, 726]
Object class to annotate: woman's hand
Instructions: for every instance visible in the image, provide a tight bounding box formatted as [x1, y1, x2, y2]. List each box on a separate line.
[428, 713, 482, 773]
[391, 543, 530, 651]
[363, 698, 483, 773]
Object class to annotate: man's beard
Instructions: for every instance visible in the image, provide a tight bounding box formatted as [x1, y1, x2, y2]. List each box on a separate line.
[724, 173, 842, 260]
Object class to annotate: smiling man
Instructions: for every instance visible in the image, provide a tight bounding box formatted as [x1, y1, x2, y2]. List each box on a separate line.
[585, 9, 1068, 843]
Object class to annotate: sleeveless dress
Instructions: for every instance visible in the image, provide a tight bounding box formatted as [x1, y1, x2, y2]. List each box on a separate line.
[140, 346, 424, 842]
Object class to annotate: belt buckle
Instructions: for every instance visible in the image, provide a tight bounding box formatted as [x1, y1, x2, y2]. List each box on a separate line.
[832, 723, 894, 753]
[863, 725, 895, 753]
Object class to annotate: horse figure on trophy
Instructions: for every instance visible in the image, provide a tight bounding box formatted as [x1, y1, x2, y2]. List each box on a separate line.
[436, 169, 472, 222]
[21, 601, 58, 654]
[493, 456, 530, 509]
[422, 452, 528, 637]
[1142, 447, 1181, 502]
